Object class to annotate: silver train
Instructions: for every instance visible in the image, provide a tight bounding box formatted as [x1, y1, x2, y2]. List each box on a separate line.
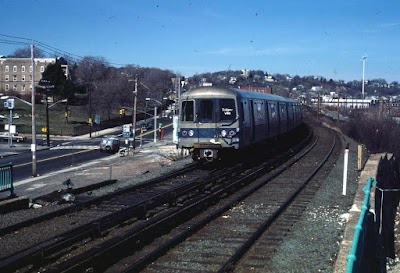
[177, 86, 303, 161]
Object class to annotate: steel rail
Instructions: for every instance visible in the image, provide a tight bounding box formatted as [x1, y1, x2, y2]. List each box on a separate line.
[112, 131, 320, 272]
[37, 126, 314, 273]
[217, 130, 336, 273]
[0, 162, 200, 237]
[0, 162, 205, 272]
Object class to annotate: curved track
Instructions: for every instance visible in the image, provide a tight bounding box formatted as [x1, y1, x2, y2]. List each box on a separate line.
[115, 125, 337, 273]
[0, 124, 314, 273]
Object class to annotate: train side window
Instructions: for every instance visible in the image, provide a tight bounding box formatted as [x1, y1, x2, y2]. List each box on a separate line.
[181, 100, 194, 121]
[198, 99, 214, 122]
[219, 99, 236, 121]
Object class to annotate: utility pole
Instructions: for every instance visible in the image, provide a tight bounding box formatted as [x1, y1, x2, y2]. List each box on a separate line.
[31, 43, 37, 177]
[132, 76, 138, 149]
[45, 88, 50, 146]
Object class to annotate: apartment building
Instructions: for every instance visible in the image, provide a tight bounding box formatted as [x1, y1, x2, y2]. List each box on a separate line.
[0, 56, 69, 95]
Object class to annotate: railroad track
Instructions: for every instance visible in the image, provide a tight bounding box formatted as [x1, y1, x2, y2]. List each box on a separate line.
[0, 124, 312, 273]
[109, 125, 337, 273]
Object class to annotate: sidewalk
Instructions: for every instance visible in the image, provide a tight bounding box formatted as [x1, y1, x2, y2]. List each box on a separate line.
[0, 123, 185, 200]
[13, 137, 185, 200]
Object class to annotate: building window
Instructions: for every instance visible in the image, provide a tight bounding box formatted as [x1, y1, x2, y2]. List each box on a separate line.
[30, 84, 33, 91]
[5, 65, 9, 72]
[22, 84, 26, 92]
[13, 66, 17, 72]
[40, 66, 45, 72]
[5, 75, 9, 81]
[13, 84, 17, 91]
[29, 75, 32, 81]
[21, 75, 25, 81]
[29, 66, 32, 72]
[21, 66, 25, 72]
[13, 75, 17, 81]
[5, 84, 9, 91]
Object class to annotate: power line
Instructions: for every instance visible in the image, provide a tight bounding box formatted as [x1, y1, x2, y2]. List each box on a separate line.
[0, 39, 30, 46]
[0, 33, 32, 42]
[0, 33, 132, 67]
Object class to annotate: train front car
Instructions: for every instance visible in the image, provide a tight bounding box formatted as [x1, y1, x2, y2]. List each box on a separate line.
[177, 87, 240, 161]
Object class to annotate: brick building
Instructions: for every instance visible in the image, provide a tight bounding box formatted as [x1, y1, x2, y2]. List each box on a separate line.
[0, 56, 69, 95]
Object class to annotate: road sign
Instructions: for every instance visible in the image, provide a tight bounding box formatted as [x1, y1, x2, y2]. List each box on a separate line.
[4, 99, 14, 109]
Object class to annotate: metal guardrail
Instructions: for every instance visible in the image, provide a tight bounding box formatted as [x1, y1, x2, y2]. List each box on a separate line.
[346, 176, 376, 273]
[0, 162, 14, 197]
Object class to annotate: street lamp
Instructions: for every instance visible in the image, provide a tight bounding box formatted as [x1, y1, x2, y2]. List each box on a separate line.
[121, 73, 138, 149]
[31, 43, 37, 177]
[362, 56, 367, 100]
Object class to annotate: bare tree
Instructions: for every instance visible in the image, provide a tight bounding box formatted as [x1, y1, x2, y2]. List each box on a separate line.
[74, 56, 110, 84]
[9, 46, 45, 58]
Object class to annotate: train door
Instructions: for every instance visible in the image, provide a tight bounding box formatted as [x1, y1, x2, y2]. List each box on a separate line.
[287, 102, 294, 129]
[241, 100, 253, 145]
[265, 101, 270, 137]
[249, 100, 255, 141]
[196, 99, 218, 141]
[268, 102, 278, 137]
[253, 100, 265, 142]
[279, 103, 287, 134]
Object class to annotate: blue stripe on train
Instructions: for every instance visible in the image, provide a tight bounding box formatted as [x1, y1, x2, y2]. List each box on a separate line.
[178, 128, 218, 138]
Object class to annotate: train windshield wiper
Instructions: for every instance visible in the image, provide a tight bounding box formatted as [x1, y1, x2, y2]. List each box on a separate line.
[220, 118, 238, 126]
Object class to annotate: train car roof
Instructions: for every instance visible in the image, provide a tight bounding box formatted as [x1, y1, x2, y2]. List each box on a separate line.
[181, 86, 297, 103]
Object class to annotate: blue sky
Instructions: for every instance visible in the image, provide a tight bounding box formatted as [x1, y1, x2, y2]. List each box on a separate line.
[1, 0, 399, 82]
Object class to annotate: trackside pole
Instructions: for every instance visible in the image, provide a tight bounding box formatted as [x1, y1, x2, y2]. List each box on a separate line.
[357, 144, 362, 171]
[342, 144, 349, 195]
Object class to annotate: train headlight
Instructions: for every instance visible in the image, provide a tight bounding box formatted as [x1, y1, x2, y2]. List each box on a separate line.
[229, 130, 235, 136]
[188, 130, 194, 136]
[221, 130, 227, 137]
[182, 130, 187, 136]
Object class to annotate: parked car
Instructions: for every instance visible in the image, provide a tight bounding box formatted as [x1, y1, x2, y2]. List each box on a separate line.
[0, 132, 26, 142]
[99, 137, 120, 153]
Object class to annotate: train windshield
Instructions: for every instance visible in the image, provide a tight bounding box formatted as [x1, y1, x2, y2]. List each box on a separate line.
[181, 100, 194, 121]
[196, 99, 236, 123]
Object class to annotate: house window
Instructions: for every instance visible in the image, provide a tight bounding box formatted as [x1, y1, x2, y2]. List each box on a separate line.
[13, 84, 18, 91]
[5, 84, 9, 91]
[21, 66, 25, 72]
[5, 65, 9, 72]
[21, 75, 25, 81]
[13, 75, 17, 81]
[13, 66, 17, 72]
[22, 84, 26, 92]
[40, 66, 45, 72]
[5, 75, 9, 81]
